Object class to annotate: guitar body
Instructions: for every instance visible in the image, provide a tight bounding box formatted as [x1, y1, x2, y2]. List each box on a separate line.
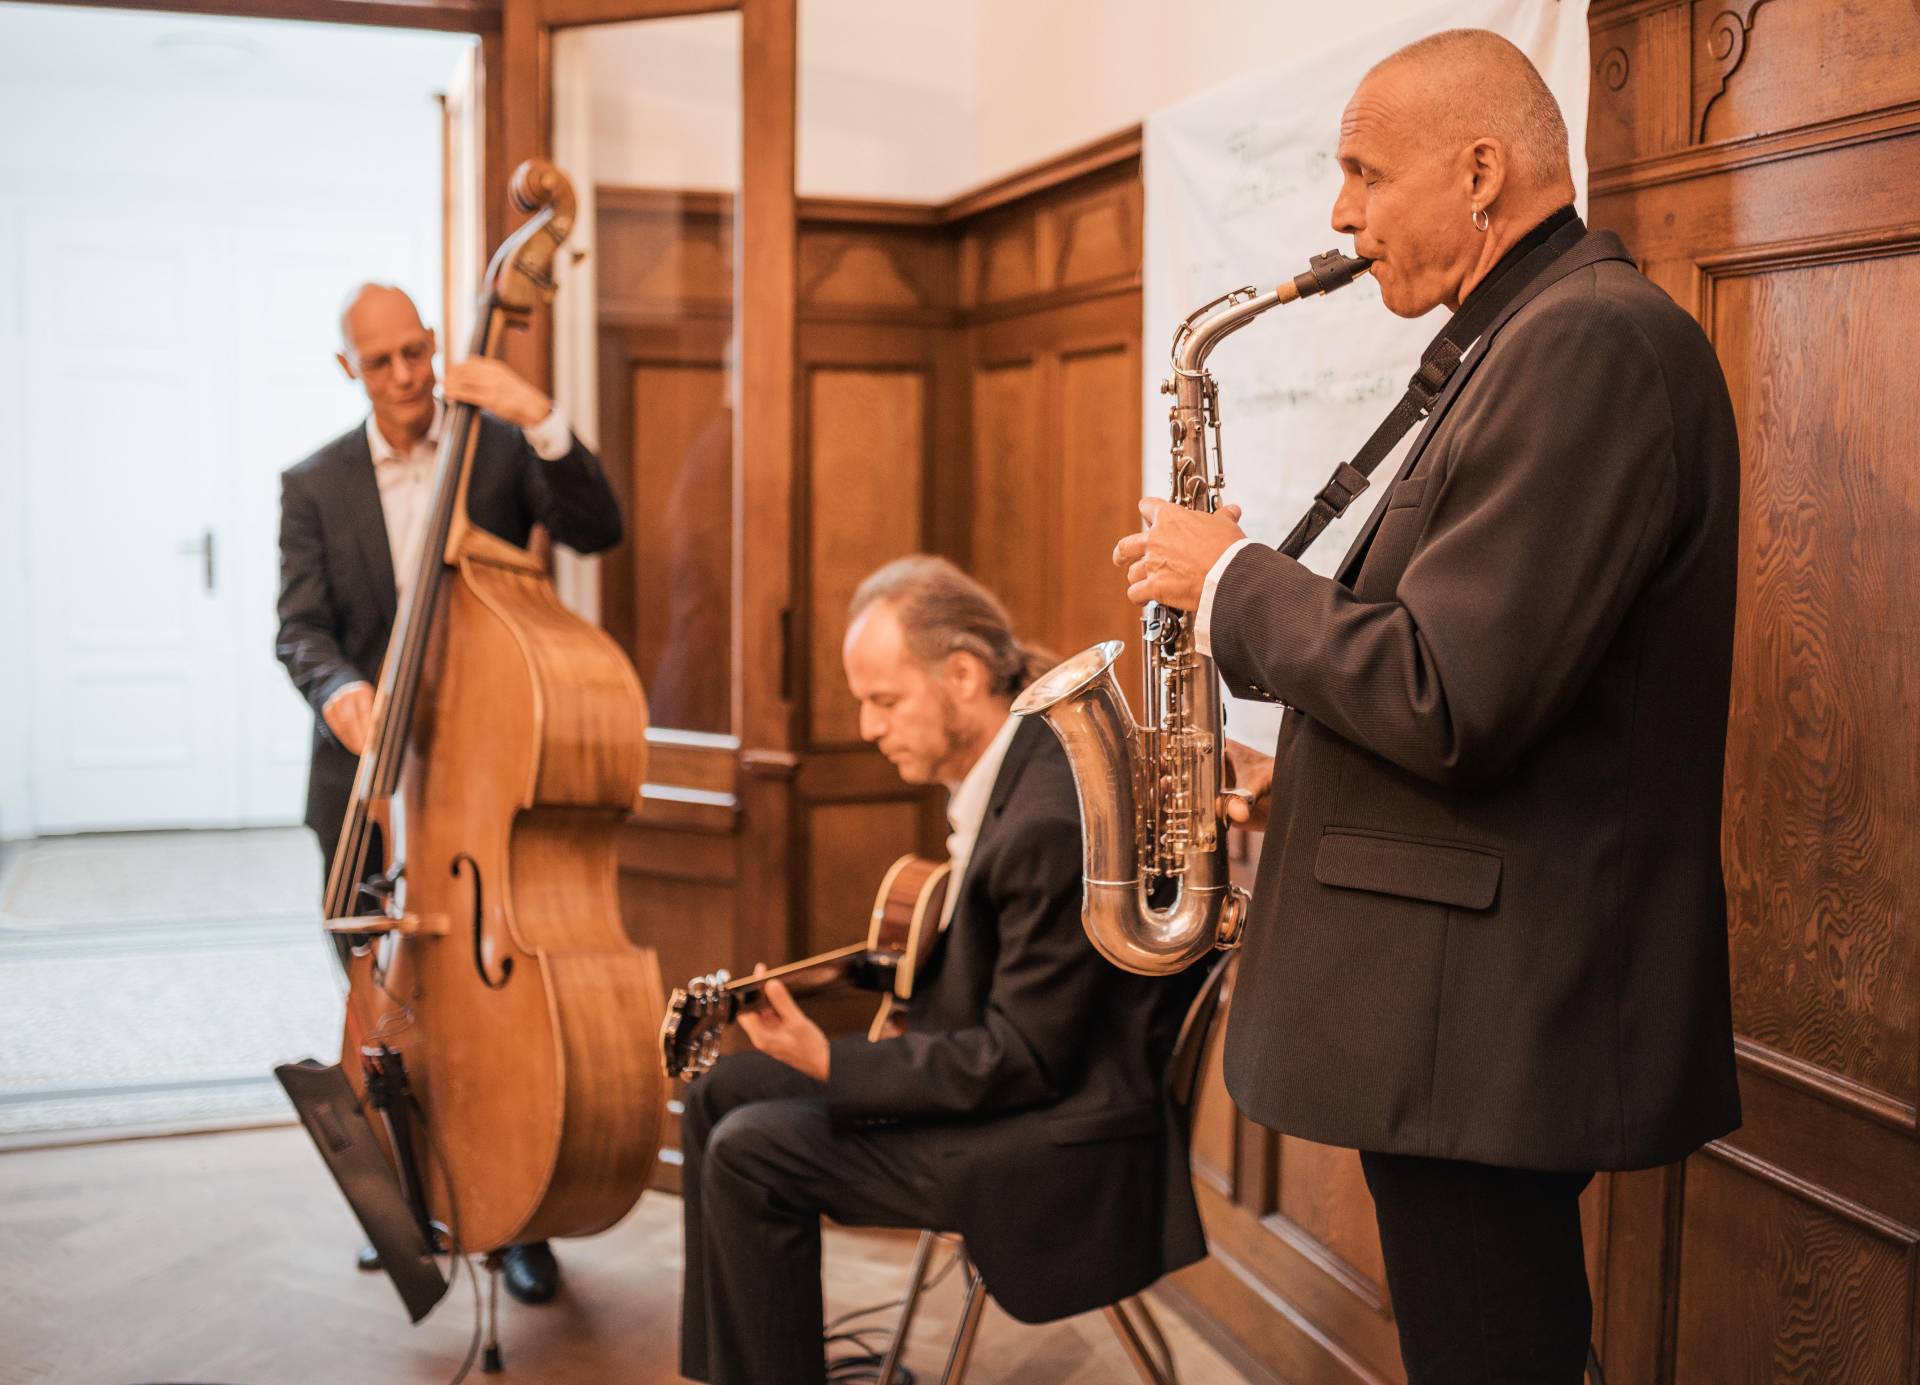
[865, 853, 949, 999]
[661, 854, 951, 1079]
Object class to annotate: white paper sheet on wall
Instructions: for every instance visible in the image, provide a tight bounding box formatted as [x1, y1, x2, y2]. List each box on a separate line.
[1142, 0, 1589, 751]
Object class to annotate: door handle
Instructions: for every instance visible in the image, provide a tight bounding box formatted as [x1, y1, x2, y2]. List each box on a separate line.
[177, 529, 215, 592]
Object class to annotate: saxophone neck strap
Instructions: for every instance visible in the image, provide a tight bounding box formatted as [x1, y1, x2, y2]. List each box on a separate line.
[1275, 208, 1585, 561]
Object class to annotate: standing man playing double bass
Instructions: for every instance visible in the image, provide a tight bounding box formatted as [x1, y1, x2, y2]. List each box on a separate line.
[1116, 31, 1741, 1384]
[274, 282, 623, 1305]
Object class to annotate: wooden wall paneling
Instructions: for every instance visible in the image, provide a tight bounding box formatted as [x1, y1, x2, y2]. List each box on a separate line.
[1691, 0, 1920, 147]
[957, 160, 1142, 321]
[619, 810, 738, 1187]
[798, 221, 953, 327]
[791, 209, 956, 1005]
[1673, 1146, 1917, 1383]
[1054, 336, 1145, 684]
[597, 186, 959, 1005]
[966, 289, 1147, 717]
[622, 359, 733, 732]
[597, 189, 734, 323]
[1173, 930, 1402, 1385]
[801, 363, 927, 746]
[930, 317, 974, 567]
[1273, 1138, 1390, 1326]
[1052, 173, 1142, 293]
[967, 354, 1051, 643]
[801, 801, 925, 961]
[1587, 1, 1693, 170]
[1586, 3, 1920, 1382]
[1711, 242, 1920, 1131]
[594, 194, 736, 736]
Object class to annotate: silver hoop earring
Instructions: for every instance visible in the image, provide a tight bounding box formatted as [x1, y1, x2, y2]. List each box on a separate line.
[1472, 208, 1490, 233]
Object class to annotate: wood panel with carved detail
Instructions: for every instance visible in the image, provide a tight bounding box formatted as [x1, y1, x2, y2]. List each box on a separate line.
[1585, 2, 1920, 1382]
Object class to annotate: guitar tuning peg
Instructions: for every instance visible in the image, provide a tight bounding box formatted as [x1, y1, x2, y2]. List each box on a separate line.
[713, 968, 732, 986]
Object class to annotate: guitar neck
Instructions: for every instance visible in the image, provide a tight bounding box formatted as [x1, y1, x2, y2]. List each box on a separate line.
[717, 942, 871, 1015]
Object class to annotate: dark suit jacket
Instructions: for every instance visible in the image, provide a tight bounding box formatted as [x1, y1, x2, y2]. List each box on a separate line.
[826, 719, 1208, 1323]
[275, 412, 622, 855]
[1211, 227, 1742, 1172]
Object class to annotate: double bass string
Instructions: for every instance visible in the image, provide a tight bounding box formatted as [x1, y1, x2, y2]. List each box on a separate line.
[329, 292, 499, 941]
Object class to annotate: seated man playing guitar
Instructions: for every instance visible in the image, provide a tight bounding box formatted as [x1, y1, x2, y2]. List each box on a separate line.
[675, 555, 1209, 1385]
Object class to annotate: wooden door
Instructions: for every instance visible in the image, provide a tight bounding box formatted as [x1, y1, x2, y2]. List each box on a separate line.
[1585, 2, 1920, 1380]
[958, 155, 1147, 694]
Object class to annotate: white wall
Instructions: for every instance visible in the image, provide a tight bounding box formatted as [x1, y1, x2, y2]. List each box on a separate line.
[571, 2, 980, 202]
[571, 0, 1577, 204]
[971, 0, 1350, 191]
[0, 6, 470, 839]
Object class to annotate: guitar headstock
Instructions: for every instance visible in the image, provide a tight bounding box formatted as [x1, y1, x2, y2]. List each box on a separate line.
[659, 970, 736, 1080]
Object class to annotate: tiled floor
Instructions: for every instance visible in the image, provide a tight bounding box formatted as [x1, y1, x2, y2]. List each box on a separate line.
[0, 830, 1257, 1385]
[0, 1119, 1254, 1383]
[0, 828, 338, 1145]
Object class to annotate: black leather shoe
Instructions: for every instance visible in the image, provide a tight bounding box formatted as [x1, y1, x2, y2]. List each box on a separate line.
[499, 1241, 561, 1305]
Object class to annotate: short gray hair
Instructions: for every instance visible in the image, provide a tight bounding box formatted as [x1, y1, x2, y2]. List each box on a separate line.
[849, 556, 1053, 697]
[1371, 29, 1571, 194]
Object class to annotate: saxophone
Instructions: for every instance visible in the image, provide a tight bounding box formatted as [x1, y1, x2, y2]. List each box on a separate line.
[1011, 250, 1371, 976]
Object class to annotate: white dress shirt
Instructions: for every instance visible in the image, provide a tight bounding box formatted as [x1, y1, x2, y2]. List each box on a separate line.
[323, 397, 574, 716]
[1194, 538, 1255, 659]
[940, 712, 1021, 928]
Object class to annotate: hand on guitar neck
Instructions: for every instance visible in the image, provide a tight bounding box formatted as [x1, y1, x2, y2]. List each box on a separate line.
[660, 855, 951, 1082]
[737, 969, 830, 1082]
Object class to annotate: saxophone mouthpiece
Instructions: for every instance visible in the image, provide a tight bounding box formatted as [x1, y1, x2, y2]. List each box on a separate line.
[1291, 249, 1373, 299]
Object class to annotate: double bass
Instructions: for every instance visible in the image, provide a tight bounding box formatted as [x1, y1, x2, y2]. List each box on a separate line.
[279, 160, 663, 1325]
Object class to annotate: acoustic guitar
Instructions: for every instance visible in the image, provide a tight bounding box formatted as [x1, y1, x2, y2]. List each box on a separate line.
[661, 854, 951, 1080]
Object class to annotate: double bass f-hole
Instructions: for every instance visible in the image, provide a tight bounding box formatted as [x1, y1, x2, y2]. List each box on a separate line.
[454, 853, 512, 990]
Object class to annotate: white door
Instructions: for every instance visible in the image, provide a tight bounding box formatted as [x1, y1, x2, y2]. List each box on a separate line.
[18, 204, 436, 834]
[24, 214, 242, 832]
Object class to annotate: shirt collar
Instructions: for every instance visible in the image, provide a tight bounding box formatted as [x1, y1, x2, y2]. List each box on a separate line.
[945, 713, 1020, 839]
[366, 397, 446, 469]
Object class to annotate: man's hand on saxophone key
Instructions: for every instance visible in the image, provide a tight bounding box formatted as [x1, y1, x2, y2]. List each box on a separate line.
[1221, 738, 1274, 833]
[1114, 498, 1246, 610]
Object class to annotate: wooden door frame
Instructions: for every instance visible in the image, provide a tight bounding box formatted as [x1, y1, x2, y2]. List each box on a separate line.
[19, 0, 803, 978]
[499, 0, 795, 755]
[502, 0, 800, 960]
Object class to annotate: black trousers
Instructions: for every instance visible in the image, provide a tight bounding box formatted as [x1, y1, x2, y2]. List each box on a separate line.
[1360, 1150, 1594, 1385]
[679, 1051, 950, 1385]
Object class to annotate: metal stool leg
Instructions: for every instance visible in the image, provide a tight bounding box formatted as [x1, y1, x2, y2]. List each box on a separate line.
[878, 1230, 940, 1385]
[937, 1258, 989, 1385]
[1104, 1295, 1177, 1384]
[480, 1251, 505, 1373]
